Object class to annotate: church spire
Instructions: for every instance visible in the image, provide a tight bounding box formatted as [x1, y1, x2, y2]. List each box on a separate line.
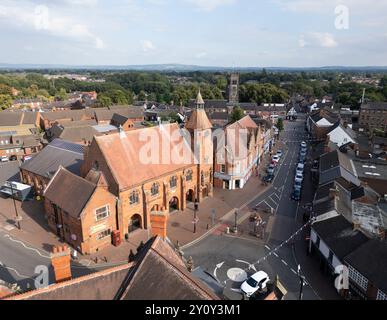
[195, 89, 205, 109]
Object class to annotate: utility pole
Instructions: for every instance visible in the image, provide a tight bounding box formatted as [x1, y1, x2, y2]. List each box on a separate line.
[193, 200, 199, 234]
[297, 265, 305, 300]
[9, 183, 21, 230]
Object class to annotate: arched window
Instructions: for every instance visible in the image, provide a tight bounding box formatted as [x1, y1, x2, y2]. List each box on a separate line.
[129, 191, 140, 205]
[170, 176, 178, 189]
[151, 183, 159, 196]
[186, 170, 193, 182]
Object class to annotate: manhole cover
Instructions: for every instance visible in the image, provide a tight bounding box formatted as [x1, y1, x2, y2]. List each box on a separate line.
[227, 268, 248, 282]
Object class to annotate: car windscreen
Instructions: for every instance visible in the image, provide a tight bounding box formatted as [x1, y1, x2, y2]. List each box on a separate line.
[247, 277, 258, 287]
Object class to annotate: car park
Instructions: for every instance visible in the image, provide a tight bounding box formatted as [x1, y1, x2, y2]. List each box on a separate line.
[241, 271, 270, 297]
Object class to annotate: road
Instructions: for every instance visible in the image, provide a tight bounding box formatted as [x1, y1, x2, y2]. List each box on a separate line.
[184, 113, 340, 300]
[0, 229, 102, 291]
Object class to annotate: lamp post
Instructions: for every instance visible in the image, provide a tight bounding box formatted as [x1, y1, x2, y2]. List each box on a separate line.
[233, 210, 238, 234]
[193, 200, 199, 234]
[297, 265, 305, 301]
[9, 182, 21, 230]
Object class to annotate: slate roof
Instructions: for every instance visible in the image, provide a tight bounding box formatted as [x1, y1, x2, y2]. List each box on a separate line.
[314, 182, 335, 202]
[0, 112, 22, 126]
[189, 99, 228, 110]
[49, 124, 98, 144]
[44, 168, 96, 218]
[313, 197, 336, 217]
[120, 237, 219, 300]
[20, 139, 84, 178]
[361, 102, 387, 111]
[9, 237, 218, 300]
[319, 150, 358, 185]
[312, 215, 369, 260]
[0, 161, 21, 185]
[345, 239, 387, 293]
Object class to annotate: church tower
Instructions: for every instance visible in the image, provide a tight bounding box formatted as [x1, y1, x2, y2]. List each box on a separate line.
[227, 73, 240, 104]
[185, 90, 214, 202]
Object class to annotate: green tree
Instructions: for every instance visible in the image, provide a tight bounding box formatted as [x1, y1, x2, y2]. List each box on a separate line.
[230, 106, 245, 123]
[56, 88, 68, 101]
[137, 90, 147, 101]
[0, 84, 12, 95]
[97, 95, 113, 108]
[0, 94, 13, 110]
[276, 118, 284, 132]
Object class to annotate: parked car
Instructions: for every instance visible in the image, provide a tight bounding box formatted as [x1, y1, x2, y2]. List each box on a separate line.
[272, 155, 280, 164]
[299, 154, 306, 163]
[295, 173, 304, 183]
[262, 174, 275, 183]
[241, 271, 270, 297]
[294, 180, 303, 191]
[296, 163, 305, 175]
[301, 141, 307, 148]
[276, 150, 283, 158]
[291, 188, 301, 201]
[0, 156, 9, 162]
[267, 164, 275, 175]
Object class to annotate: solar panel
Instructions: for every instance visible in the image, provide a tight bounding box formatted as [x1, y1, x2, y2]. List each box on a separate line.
[49, 139, 85, 154]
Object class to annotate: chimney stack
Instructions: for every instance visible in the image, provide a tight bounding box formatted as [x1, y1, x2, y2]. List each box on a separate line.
[51, 245, 72, 283]
[150, 209, 168, 239]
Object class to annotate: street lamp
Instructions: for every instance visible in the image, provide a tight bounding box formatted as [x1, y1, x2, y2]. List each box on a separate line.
[9, 182, 21, 230]
[193, 200, 199, 234]
[297, 265, 305, 300]
[233, 210, 238, 234]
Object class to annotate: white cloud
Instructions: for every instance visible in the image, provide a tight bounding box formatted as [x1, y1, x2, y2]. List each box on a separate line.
[186, 0, 237, 11]
[299, 32, 338, 48]
[141, 40, 155, 52]
[0, 2, 104, 49]
[195, 52, 207, 58]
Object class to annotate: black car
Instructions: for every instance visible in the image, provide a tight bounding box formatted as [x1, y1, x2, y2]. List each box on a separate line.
[262, 174, 275, 183]
[291, 189, 301, 201]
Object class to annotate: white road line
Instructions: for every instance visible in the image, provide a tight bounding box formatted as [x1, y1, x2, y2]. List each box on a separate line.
[263, 201, 274, 210]
[269, 196, 278, 205]
[0, 264, 31, 279]
[3, 234, 50, 259]
[273, 252, 279, 258]
[281, 259, 288, 266]
[265, 245, 271, 250]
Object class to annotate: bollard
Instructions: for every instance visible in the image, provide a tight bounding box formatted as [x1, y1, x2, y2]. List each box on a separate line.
[226, 227, 230, 234]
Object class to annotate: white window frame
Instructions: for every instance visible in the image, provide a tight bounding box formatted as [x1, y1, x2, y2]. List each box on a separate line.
[97, 229, 111, 240]
[95, 205, 110, 222]
[377, 290, 387, 301]
[348, 266, 368, 292]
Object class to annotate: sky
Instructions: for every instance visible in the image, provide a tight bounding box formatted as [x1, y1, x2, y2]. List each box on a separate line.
[0, 0, 386, 67]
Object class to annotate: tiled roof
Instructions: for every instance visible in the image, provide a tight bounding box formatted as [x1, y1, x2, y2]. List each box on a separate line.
[0, 161, 20, 185]
[361, 102, 387, 111]
[21, 139, 84, 178]
[44, 168, 96, 218]
[9, 237, 218, 300]
[312, 215, 369, 260]
[185, 109, 213, 130]
[95, 123, 194, 190]
[345, 240, 387, 293]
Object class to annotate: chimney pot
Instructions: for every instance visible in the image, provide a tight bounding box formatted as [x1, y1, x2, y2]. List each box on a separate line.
[150, 211, 168, 240]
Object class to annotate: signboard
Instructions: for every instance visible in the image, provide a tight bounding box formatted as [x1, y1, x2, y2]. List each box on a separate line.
[90, 223, 108, 235]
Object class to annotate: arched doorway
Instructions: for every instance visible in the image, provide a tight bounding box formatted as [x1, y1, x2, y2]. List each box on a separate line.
[186, 189, 195, 203]
[128, 214, 142, 233]
[169, 197, 179, 213]
[202, 187, 208, 199]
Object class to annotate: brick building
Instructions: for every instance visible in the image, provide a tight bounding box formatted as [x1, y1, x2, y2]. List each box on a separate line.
[359, 102, 387, 135]
[44, 167, 117, 254]
[80, 91, 214, 240]
[214, 115, 262, 190]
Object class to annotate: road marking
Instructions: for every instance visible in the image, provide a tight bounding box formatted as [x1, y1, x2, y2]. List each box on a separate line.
[3, 234, 50, 259]
[265, 245, 271, 250]
[273, 252, 279, 258]
[269, 195, 278, 204]
[0, 264, 31, 279]
[281, 259, 288, 266]
[213, 261, 225, 280]
[236, 259, 257, 272]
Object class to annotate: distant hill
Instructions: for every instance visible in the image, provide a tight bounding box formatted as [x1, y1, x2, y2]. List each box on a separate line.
[1, 63, 387, 72]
